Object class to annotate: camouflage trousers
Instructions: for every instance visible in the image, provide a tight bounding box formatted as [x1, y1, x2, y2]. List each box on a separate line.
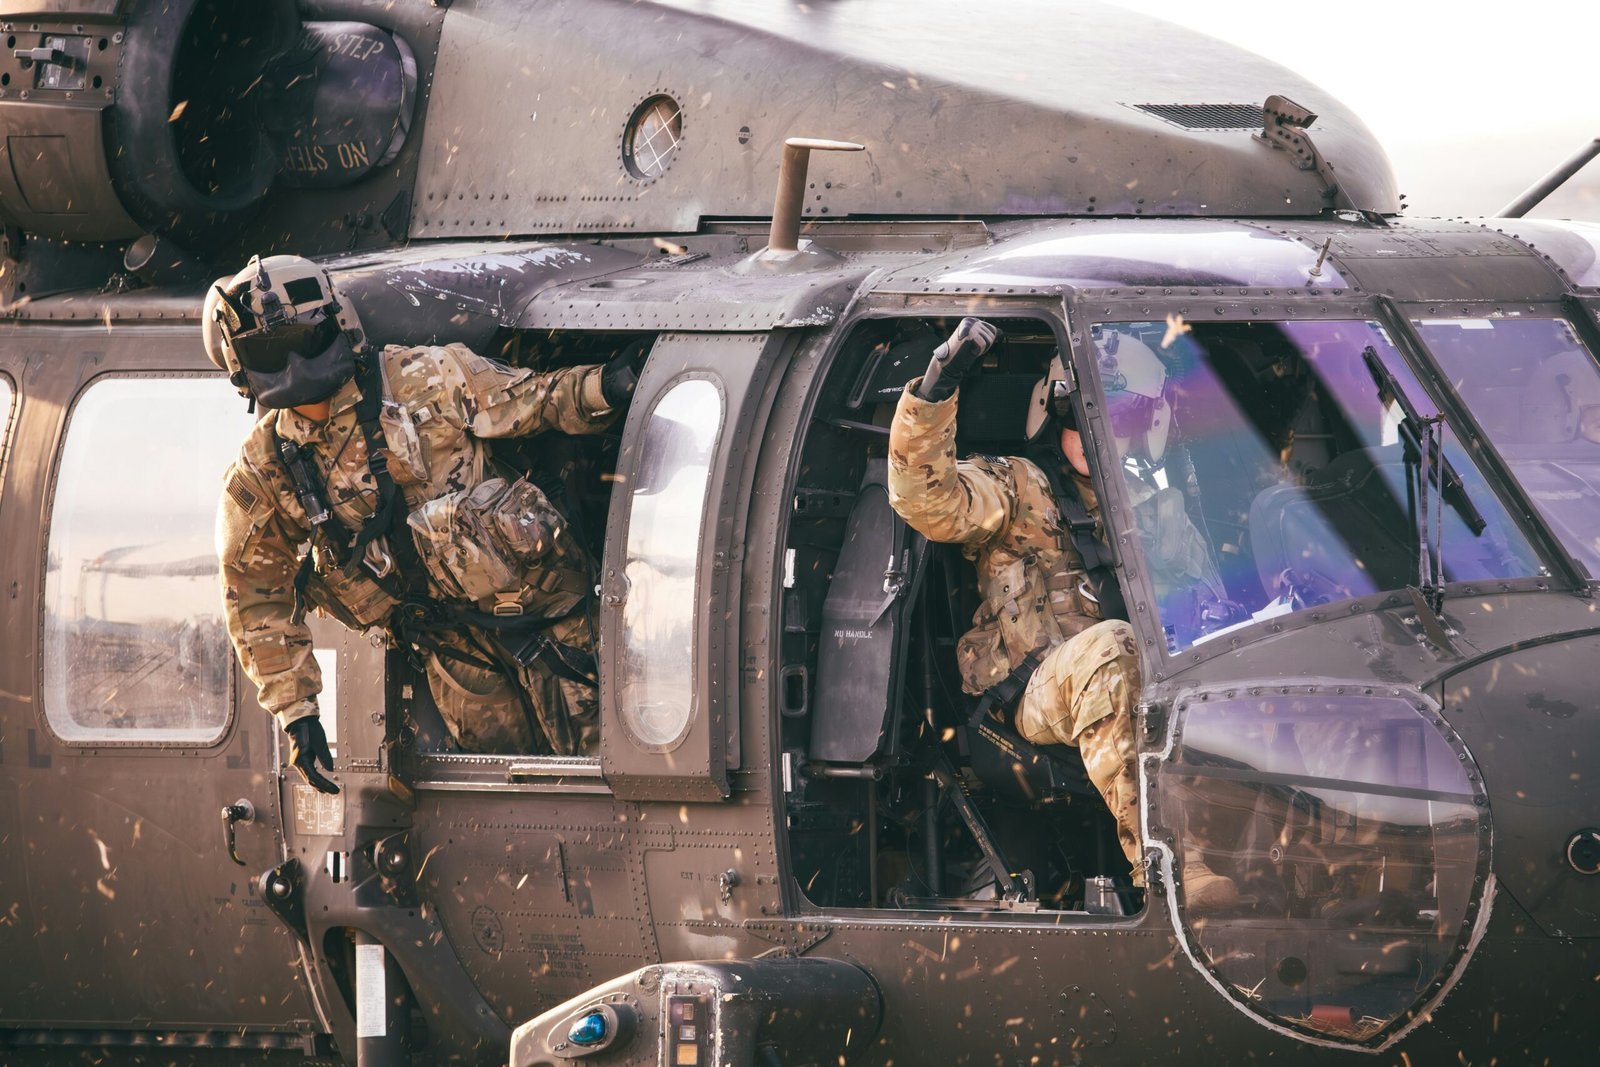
[1016, 619, 1143, 886]
[420, 612, 599, 756]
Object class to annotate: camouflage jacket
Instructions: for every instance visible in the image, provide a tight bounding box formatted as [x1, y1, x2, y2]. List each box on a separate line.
[217, 343, 618, 730]
[887, 384, 1107, 696]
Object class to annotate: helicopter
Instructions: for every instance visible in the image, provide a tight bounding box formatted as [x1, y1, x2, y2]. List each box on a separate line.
[0, 0, 1597, 1064]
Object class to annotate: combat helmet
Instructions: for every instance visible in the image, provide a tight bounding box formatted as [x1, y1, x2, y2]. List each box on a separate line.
[204, 254, 365, 409]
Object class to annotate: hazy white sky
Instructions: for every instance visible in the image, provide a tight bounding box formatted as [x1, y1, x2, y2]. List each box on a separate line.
[1109, 1, 1600, 219]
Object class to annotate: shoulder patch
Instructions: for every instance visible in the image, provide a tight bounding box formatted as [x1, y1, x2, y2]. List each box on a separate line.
[225, 469, 260, 513]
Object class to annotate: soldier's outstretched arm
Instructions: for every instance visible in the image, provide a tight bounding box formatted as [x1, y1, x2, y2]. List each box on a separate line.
[434, 342, 628, 439]
[216, 463, 322, 732]
[887, 384, 1016, 547]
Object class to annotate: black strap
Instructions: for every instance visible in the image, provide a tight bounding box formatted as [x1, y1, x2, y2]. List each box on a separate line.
[348, 354, 426, 591]
[968, 649, 1045, 727]
[1028, 448, 1128, 622]
[271, 426, 349, 626]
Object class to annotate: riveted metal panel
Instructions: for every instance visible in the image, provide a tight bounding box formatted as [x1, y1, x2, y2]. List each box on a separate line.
[412, 0, 1396, 239]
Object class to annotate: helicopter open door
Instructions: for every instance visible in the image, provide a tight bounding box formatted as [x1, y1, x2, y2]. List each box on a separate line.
[600, 331, 796, 801]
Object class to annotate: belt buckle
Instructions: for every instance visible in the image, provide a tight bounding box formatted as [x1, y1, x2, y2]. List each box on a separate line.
[492, 592, 524, 618]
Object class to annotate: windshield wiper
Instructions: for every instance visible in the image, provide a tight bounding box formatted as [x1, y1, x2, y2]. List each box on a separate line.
[1362, 345, 1490, 620]
[1361, 346, 1487, 537]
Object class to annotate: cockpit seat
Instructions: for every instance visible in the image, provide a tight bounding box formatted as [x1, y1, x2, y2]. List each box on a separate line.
[1248, 445, 1412, 602]
[965, 711, 1096, 807]
[808, 460, 926, 765]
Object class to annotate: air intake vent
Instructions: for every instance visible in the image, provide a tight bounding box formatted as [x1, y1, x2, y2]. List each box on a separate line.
[1131, 103, 1265, 130]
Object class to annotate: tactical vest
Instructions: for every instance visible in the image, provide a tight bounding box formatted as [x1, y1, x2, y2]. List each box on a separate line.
[236, 347, 591, 633]
[953, 455, 1112, 696]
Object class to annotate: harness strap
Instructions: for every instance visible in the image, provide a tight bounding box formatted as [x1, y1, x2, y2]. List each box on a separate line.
[348, 354, 420, 584]
[968, 649, 1045, 727]
[1028, 448, 1128, 622]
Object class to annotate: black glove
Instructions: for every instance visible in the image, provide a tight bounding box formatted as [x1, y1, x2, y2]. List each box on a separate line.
[600, 340, 648, 409]
[285, 715, 340, 795]
[915, 317, 999, 402]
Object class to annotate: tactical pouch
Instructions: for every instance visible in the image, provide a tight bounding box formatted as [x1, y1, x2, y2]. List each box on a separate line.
[407, 477, 559, 601]
[305, 544, 399, 629]
[378, 399, 430, 486]
[956, 604, 1010, 695]
[1044, 565, 1103, 641]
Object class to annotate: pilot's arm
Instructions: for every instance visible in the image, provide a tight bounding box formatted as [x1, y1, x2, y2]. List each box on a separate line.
[216, 460, 321, 732]
[409, 341, 645, 439]
[887, 319, 1017, 546]
[1125, 477, 1225, 600]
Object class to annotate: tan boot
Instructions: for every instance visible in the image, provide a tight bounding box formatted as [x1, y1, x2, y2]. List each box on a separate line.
[1183, 859, 1239, 910]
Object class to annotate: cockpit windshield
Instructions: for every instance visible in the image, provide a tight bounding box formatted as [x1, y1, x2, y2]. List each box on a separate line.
[1414, 317, 1600, 578]
[1092, 320, 1543, 652]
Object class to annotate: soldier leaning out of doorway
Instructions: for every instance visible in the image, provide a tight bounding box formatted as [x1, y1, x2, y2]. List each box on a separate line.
[210, 255, 644, 793]
[887, 317, 1238, 907]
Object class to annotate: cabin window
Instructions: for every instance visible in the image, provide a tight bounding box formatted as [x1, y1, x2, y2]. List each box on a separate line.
[41, 376, 253, 744]
[1092, 319, 1542, 652]
[616, 377, 721, 750]
[1415, 316, 1600, 577]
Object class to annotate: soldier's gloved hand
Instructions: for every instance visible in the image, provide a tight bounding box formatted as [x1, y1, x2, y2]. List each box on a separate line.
[915, 317, 999, 402]
[285, 715, 340, 795]
[600, 340, 648, 409]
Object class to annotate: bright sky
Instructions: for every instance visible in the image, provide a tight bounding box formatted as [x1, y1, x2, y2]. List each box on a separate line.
[1109, 1, 1600, 219]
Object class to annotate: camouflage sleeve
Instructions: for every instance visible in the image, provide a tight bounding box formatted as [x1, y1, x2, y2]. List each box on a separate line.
[1130, 478, 1226, 600]
[216, 460, 321, 731]
[887, 380, 1016, 546]
[439, 343, 618, 438]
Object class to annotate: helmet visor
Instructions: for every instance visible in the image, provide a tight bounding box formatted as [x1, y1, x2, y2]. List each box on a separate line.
[229, 313, 342, 375]
[1106, 390, 1159, 439]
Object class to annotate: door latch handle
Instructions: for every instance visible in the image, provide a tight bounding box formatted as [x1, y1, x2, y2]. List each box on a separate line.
[221, 799, 256, 867]
[14, 46, 66, 64]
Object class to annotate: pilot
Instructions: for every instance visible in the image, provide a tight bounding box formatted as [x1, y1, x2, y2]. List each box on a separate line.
[208, 254, 644, 792]
[886, 317, 1237, 907]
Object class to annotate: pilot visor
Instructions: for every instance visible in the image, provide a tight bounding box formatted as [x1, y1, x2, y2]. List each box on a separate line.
[1105, 390, 1160, 438]
[229, 312, 343, 375]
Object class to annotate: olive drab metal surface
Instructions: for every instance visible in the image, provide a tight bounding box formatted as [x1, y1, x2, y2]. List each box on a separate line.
[1, 0, 1600, 1064]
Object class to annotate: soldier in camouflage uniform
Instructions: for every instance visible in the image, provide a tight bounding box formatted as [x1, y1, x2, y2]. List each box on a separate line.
[888, 318, 1236, 905]
[207, 255, 643, 792]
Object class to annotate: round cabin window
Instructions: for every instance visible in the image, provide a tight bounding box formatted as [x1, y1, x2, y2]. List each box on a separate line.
[623, 95, 683, 180]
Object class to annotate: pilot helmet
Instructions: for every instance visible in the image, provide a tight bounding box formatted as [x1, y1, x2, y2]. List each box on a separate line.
[204, 254, 365, 409]
[1093, 327, 1171, 462]
[1025, 353, 1076, 441]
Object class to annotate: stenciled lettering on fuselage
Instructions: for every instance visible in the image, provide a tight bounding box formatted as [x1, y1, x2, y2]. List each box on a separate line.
[325, 32, 386, 62]
[283, 141, 373, 175]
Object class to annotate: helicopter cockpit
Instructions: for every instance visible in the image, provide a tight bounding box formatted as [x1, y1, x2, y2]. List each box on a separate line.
[779, 308, 1544, 924]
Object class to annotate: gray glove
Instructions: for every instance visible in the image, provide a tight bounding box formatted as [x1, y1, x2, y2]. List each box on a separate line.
[915, 317, 999, 402]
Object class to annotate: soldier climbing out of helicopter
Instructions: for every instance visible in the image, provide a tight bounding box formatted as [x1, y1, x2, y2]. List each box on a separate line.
[887, 317, 1239, 907]
[209, 255, 645, 793]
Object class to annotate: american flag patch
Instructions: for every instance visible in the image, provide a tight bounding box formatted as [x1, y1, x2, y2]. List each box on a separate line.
[226, 471, 259, 512]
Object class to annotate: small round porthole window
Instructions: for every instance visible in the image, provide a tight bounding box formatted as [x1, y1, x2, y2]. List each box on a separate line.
[623, 95, 684, 180]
